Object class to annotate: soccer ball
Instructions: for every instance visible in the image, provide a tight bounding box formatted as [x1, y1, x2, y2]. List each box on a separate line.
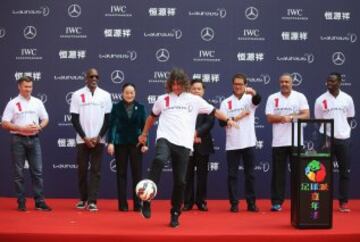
[135, 179, 157, 201]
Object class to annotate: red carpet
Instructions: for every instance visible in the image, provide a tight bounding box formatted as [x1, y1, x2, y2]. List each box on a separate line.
[0, 198, 359, 242]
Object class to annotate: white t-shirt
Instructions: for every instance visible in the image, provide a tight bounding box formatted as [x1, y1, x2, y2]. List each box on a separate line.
[220, 94, 257, 150]
[152, 92, 214, 151]
[70, 86, 112, 144]
[314, 90, 355, 139]
[265, 90, 309, 147]
[2, 95, 48, 136]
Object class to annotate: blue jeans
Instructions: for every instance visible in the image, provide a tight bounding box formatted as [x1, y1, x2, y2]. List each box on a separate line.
[11, 135, 44, 203]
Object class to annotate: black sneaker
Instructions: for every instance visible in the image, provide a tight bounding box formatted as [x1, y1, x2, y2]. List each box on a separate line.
[35, 202, 52, 211]
[141, 201, 151, 219]
[197, 203, 208, 212]
[170, 212, 180, 228]
[230, 204, 239, 213]
[119, 204, 129, 212]
[17, 201, 26, 212]
[247, 203, 259, 212]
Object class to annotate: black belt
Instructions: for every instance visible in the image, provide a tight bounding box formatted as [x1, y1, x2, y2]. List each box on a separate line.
[14, 134, 39, 138]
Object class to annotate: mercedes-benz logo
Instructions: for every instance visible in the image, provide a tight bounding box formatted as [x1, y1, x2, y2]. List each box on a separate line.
[172, 29, 182, 39]
[261, 74, 271, 85]
[245, 7, 259, 20]
[200, 27, 215, 42]
[128, 50, 137, 61]
[0, 28, 5, 38]
[291, 72, 303, 86]
[41, 6, 50, 16]
[109, 159, 116, 173]
[111, 70, 125, 84]
[349, 33, 357, 43]
[37, 93, 48, 104]
[24, 26, 37, 39]
[332, 52, 346, 65]
[65, 92, 73, 105]
[155, 48, 170, 62]
[68, 4, 81, 18]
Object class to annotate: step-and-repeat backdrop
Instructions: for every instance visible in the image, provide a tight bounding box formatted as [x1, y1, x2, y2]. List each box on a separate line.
[0, 0, 358, 199]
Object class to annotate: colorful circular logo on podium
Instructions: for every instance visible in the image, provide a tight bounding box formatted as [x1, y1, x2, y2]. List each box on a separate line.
[305, 160, 326, 183]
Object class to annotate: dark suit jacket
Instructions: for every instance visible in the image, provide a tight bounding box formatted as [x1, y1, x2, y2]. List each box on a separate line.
[107, 100, 146, 145]
[194, 113, 215, 156]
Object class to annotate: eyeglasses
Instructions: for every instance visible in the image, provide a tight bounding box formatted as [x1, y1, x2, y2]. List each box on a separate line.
[233, 83, 245, 86]
[89, 75, 99, 79]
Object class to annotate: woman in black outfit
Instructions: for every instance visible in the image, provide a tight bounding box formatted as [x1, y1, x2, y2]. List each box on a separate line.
[107, 83, 147, 211]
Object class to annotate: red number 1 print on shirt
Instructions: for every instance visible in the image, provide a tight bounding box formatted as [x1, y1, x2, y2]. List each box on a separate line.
[16, 102, 22, 112]
[274, 98, 279, 108]
[164, 95, 170, 108]
[227, 100, 232, 110]
[322, 100, 328, 109]
[80, 93, 85, 103]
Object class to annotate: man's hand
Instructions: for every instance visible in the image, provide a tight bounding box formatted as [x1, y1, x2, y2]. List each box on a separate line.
[107, 143, 115, 156]
[194, 137, 202, 144]
[20, 124, 40, 134]
[90, 136, 101, 146]
[281, 115, 293, 123]
[245, 87, 256, 96]
[138, 133, 147, 145]
[234, 111, 250, 121]
[84, 137, 95, 148]
[227, 119, 239, 128]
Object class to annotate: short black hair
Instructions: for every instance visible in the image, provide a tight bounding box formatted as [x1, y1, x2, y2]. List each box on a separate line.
[190, 79, 206, 89]
[232, 73, 247, 84]
[122, 82, 136, 92]
[17, 76, 33, 85]
[328, 72, 342, 82]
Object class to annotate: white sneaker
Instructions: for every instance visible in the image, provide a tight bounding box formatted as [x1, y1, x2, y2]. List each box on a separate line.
[87, 203, 98, 212]
[76, 201, 86, 209]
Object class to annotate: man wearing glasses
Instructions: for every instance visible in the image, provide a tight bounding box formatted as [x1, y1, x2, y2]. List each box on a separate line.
[70, 68, 112, 212]
[219, 73, 261, 213]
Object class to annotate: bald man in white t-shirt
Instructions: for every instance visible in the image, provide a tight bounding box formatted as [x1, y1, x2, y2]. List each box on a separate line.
[265, 73, 310, 212]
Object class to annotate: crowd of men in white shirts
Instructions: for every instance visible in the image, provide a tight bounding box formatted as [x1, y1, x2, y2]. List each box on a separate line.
[1, 68, 355, 228]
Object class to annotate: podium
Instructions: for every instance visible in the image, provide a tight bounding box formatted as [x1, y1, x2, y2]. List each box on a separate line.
[291, 119, 334, 229]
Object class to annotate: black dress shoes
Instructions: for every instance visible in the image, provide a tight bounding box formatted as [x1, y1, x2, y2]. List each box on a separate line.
[197, 203, 208, 211]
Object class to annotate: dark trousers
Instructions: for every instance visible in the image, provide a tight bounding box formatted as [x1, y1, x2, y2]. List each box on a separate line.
[333, 138, 351, 204]
[11, 135, 45, 204]
[271, 146, 292, 206]
[226, 147, 256, 205]
[148, 138, 190, 214]
[115, 144, 142, 209]
[184, 151, 209, 207]
[76, 143, 105, 204]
